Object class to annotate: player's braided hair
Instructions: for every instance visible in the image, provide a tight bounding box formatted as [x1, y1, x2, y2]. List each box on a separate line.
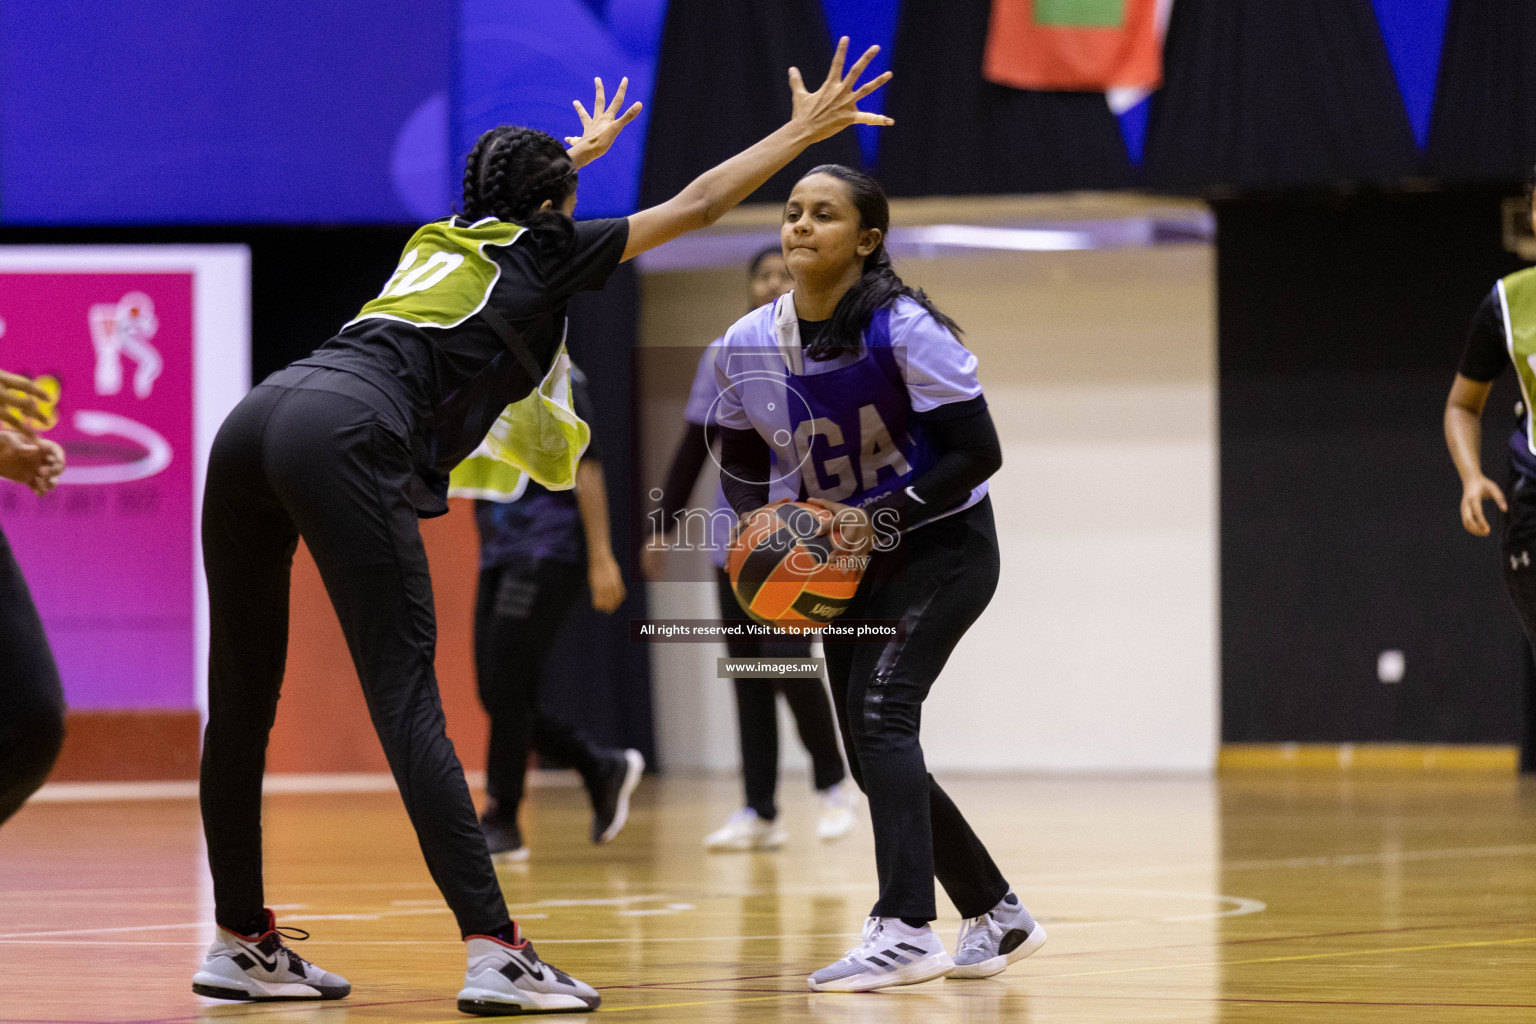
[798, 165, 962, 361]
[461, 126, 578, 251]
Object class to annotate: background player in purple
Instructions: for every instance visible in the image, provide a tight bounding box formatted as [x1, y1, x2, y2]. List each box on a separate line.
[646, 249, 854, 852]
[713, 166, 1045, 992]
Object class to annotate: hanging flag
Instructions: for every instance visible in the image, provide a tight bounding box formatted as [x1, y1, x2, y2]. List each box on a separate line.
[984, 0, 1163, 94]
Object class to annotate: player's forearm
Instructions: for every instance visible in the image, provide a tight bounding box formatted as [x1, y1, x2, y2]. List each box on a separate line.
[655, 424, 715, 529]
[575, 460, 618, 564]
[718, 427, 771, 518]
[624, 124, 818, 259]
[862, 404, 1002, 531]
[1445, 404, 1487, 485]
[686, 123, 817, 228]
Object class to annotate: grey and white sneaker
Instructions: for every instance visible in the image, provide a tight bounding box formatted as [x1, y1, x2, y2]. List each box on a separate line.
[458, 926, 601, 1015]
[191, 910, 350, 1001]
[949, 891, 1047, 979]
[807, 917, 954, 992]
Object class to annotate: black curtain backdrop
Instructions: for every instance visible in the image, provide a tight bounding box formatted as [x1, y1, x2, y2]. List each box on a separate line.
[1426, 0, 1536, 182]
[1218, 188, 1527, 743]
[637, 0, 863, 209]
[640, 0, 1536, 198]
[0, 224, 655, 765]
[1142, 0, 1419, 190]
[878, 0, 1133, 196]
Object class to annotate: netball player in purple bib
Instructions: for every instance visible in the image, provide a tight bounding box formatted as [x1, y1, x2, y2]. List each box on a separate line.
[647, 249, 856, 852]
[713, 166, 1045, 992]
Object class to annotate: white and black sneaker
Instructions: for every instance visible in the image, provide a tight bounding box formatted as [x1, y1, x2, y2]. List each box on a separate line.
[192, 909, 350, 1001]
[458, 925, 601, 1015]
[807, 917, 954, 992]
[949, 891, 1047, 979]
[587, 748, 644, 844]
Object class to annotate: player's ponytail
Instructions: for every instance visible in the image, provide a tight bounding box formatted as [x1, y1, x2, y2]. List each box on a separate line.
[461, 126, 578, 255]
[802, 164, 962, 361]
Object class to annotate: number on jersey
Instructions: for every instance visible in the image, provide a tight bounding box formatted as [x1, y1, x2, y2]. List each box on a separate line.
[381, 248, 466, 298]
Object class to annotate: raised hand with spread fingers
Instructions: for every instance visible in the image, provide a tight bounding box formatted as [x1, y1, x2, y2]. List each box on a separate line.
[622, 37, 893, 261]
[565, 77, 644, 169]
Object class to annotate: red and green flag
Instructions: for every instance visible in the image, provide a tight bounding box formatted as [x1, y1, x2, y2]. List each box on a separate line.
[984, 0, 1164, 94]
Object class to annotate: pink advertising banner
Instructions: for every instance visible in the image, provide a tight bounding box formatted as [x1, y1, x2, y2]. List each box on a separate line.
[0, 248, 249, 712]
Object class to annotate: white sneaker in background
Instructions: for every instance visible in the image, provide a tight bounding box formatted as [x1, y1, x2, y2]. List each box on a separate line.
[815, 780, 858, 841]
[703, 808, 788, 851]
[458, 926, 600, 1015]
[807, 917, 954, 992]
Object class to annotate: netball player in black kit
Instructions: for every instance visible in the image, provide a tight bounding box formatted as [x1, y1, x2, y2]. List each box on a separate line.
[1444, 172, 1536, 766]
[0, 372, 66, 827]
[193, 45, 892, 1016]
[715, 166, 1045, 992]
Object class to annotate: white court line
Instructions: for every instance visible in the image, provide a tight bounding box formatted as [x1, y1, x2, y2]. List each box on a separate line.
[1023, 842, 1536, 885]
[0, 932, 868, 948]
[28, 768, 583, 803]
[0, 921, 209, 939]
[13, 839, 1523, 945]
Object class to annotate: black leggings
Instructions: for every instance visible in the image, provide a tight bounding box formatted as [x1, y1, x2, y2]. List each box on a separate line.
[474, 558, 607, 816]
[823, 497, 1008, 922]
[1499, 472, 1536, 770]
[0, 525, 66, 826]
[715, 569, 845, 820]
[200, 368, 508, 939]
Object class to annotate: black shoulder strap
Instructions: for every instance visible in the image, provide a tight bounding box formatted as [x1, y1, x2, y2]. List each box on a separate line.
[478, 304, 548, 384]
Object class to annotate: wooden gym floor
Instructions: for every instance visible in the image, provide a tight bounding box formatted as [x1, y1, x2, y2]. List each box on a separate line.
[3, 772, 1536, 1023]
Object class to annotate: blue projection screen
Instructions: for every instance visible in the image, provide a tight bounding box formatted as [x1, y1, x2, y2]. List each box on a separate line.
[1, 1, 454, 225]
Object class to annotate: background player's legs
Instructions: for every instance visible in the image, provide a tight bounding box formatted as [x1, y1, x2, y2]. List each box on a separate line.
[474, 559, 605, 818]
[779, 676, 846, 793]
[732, 677, 781, 820]
[825, 501, 1007, 921]
[266, 388, 506, 938]
[718, 570, 782, 818]
[199, 386, 301, 928]
[0, 525, 65, 826]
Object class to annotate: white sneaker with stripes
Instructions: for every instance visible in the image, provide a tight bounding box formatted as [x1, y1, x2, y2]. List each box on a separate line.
[807, 917, 954, 992]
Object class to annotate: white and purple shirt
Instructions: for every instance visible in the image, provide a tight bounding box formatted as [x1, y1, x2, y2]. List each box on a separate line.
[712, 293, 987, 527]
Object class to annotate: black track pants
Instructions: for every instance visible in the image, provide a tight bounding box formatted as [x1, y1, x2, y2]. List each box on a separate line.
[473, 558, 608, 815]
[0, 525, 65, 826]
[823, 497, 1009, 922]
[1499, 472, 1536, 771]
[200, 369, 509, 939]
[715, 569, 846, 820]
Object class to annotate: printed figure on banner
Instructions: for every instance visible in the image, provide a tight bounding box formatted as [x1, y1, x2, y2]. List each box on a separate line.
[89, 291, 163, 399]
